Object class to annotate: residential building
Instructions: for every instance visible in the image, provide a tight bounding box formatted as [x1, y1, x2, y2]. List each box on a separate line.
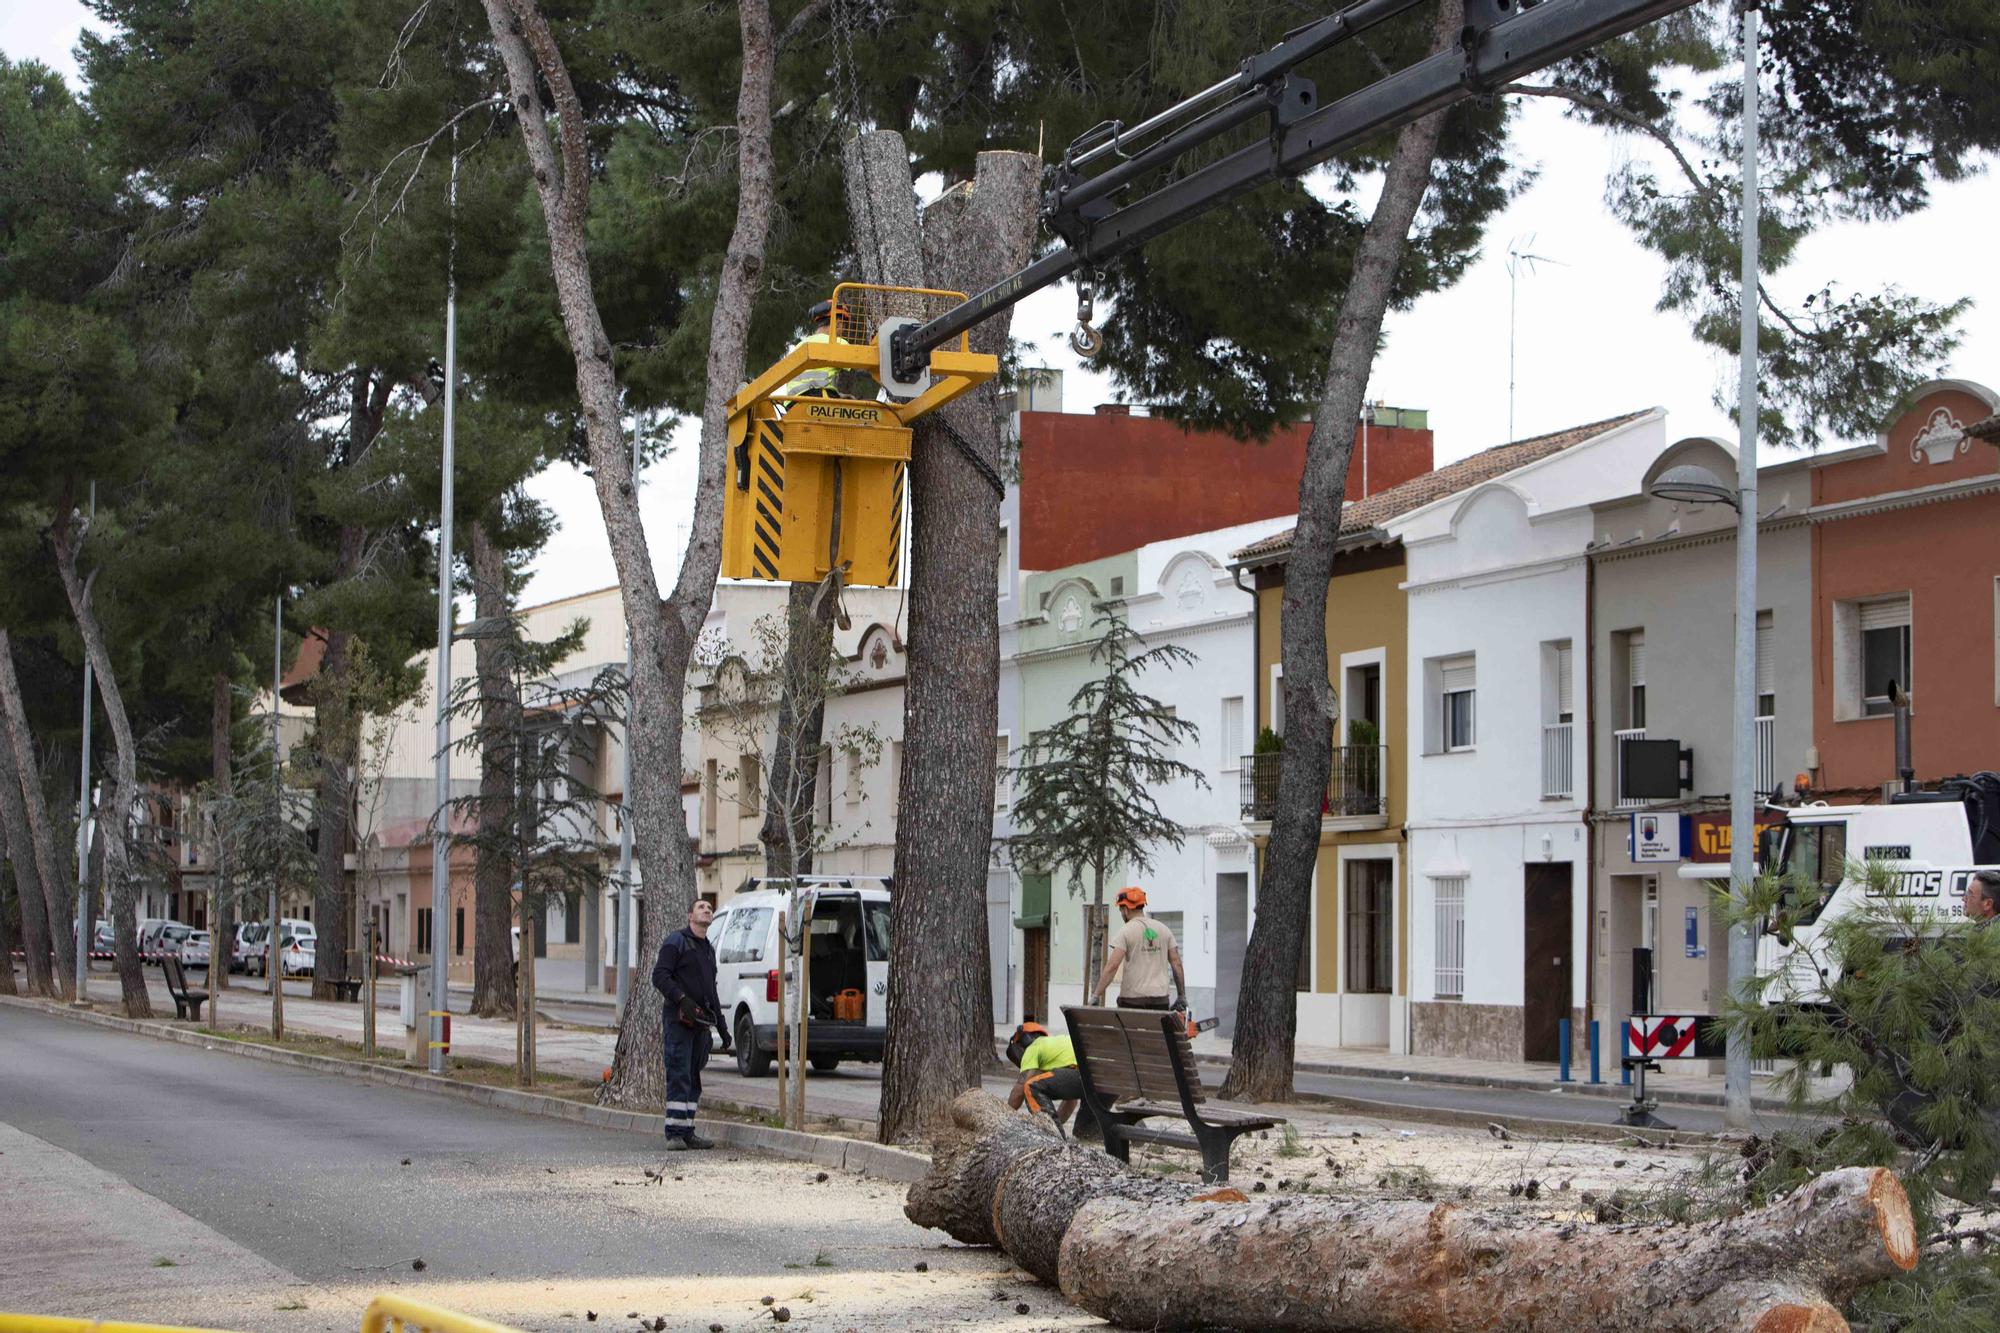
[1006, 516, 1288, 1029]
[1233, 414, 1650, 1053]
[1805, 379, 2000, 792]
[1387, 411, 1662, 1062]
[1584, 435, 1816, 1036]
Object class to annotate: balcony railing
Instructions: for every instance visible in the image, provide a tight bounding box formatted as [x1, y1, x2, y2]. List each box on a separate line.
[1541, 722, 1574, 799]
[1240, 745, 1387, 822]
[1614, 727, 1648, 809]
[1755, 715, 1776, 797]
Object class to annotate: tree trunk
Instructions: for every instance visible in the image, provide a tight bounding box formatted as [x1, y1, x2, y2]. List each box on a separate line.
[46, 521, 147, 1016]
[481, 0, 775, 1109]
[0, 657, 56, 998]
[209, 673, 232, 996]
[469, 518, 517, 1018]
[909, 1093, 1915, 1333]
[1223, 0, 1461, 1106]
[759, 580, 835, 878]
[843, 133, 1039, 1143]
[311, 623, 355, 1000]
[0, 839, 17, 997]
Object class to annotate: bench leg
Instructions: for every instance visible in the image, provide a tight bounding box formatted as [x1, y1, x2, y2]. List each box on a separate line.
[1102, 1125, 1132, 1165]
[1195, 1128, 1241, 1183]
[191, 999, 206, 1023]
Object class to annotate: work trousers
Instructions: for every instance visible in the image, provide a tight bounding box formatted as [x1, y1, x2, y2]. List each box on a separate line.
[662, 1019, 710, 1140]
[1116, 994, 1171, 1010]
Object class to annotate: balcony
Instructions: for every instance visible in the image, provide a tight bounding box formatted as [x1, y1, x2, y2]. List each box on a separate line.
[1540, 722, 1574, 799]
[1240, 745, 1388, 829]
[1755, 715, 1776, 797]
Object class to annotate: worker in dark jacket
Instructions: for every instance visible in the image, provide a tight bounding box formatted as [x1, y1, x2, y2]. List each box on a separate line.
[653, 899, 726, 1150]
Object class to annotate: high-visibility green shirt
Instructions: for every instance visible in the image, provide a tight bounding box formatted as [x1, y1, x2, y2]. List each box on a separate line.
[1020, 1034, 1076, 1071]
[779, 331, 843, 397]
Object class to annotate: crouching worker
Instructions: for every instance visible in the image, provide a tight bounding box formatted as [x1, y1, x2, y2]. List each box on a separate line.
[654, 899, 727, 1151]
[1005, 1022, 1099, 1139]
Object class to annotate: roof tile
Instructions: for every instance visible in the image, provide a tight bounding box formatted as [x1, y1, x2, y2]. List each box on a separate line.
[1233, 410, 1651, 563]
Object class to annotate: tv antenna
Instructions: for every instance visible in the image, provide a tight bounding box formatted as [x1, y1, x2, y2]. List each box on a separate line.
[1506, 235, 1568, 442]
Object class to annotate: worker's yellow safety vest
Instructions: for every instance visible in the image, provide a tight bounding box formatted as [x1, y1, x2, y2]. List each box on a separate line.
[779, 331, 846, 397]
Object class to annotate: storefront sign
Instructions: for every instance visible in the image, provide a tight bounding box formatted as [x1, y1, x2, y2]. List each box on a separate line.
[1685, 905, 1704, 959]
[1631, 813, 1684, 863]
[1686, 812, 1786, 864]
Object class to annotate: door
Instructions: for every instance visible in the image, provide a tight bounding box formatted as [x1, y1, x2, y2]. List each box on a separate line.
[1022, 927, 1049, 1025]
[986, 872, 1012, 1024]
[1214, 873, 1250, 1039]
[1340, 857, 1393, 1048]
[1522, 862, 1573, 1063]
[863, 896, 891, 1027]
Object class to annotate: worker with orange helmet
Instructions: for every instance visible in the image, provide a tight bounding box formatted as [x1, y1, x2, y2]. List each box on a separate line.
[1004, 1020, 1096, 1137]
[777, 299, 847, 399]
[1091, 886, 1186, 1011]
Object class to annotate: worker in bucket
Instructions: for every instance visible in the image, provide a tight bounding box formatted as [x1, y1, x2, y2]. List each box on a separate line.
[1091, 885, 1187, 1013]
[778, 299, 846, 400]
[1005, 1021, 1098, 1139]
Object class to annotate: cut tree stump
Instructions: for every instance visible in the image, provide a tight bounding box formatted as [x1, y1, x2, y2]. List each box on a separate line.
[906, 1091, 1918, 1333]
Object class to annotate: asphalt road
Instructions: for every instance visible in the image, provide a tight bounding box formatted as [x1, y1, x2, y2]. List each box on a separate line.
[0, 1005, 913, 1288]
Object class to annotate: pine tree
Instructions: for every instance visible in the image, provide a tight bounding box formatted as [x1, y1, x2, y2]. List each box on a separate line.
[1009, 612, 1208, 999]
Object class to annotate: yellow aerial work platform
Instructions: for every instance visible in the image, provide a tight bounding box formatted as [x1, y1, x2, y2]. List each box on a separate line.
[723, 283, 998, 586]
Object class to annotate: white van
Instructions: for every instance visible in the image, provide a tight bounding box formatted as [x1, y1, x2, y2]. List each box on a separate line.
[710, 876, 891, 1078]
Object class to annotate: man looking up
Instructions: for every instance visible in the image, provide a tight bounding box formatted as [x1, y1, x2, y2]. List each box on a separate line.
[654, 899, 725, 1150]
[1091, 886, 1186, 1011]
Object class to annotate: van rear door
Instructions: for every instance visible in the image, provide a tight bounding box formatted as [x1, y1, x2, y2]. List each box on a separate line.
[863, 896, 891, 1027]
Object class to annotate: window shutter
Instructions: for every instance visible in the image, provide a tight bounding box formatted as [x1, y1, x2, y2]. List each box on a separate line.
[1441, 658, 1476, 694]
[1755, 612, 1774, 698]
[1628, 633, 1646, 686]
[1556, 644, 1574, 716]
[1859, 596, 1910, 632]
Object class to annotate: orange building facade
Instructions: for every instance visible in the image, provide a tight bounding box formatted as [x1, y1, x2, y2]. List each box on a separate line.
[1810, 381, 2000, 793]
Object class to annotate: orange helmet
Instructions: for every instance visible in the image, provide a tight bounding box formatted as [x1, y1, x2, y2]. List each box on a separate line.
[1115, 886, 1147, 910]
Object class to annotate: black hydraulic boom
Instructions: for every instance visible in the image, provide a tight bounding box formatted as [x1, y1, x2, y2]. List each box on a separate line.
[886, 0, 1697, 383]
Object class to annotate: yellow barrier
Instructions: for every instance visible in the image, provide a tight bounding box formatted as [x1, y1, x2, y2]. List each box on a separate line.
[0, 1296, 523, 1333]
[359, 1295, 523, 1333]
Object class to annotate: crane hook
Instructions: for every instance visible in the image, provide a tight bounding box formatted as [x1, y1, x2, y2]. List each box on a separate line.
[1070, 272, 1103, 359]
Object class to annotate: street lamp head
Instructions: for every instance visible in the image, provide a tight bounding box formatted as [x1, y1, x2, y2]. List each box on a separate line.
[1649, 462, 1740, 509]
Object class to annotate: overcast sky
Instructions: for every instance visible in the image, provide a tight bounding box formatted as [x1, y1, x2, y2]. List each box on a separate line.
[9, 4, 1995, 608]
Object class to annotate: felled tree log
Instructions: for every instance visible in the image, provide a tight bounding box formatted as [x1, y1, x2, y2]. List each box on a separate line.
[907, 1092, 1917, 1333]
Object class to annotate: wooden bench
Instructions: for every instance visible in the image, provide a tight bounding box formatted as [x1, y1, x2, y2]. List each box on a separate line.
[161, 955, 209, 1022]
[1061, 1004, 1283, 1182]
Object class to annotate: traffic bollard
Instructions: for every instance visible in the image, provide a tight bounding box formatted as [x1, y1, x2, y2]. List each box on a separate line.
[1557, 1018, 1572, 1082]
[1589, 1018, 1602, 1084]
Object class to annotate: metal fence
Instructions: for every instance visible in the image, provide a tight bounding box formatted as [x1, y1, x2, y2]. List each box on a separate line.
[1541, 722, 1573, 799]
[1239, 745, 1386, 820]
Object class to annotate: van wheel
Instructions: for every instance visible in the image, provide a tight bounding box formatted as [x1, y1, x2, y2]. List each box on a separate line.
[808, 1053, 841, 1074]
[736, 1011, 772, 1078]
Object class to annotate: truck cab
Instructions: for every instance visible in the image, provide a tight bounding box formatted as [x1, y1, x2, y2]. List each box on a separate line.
[710, 875, 892, 1077]
[1759, 775, 2000, 1004]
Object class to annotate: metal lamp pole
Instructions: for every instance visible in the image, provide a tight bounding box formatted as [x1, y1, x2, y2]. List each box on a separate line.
[1723, 0, 1762, 1130]
[428, 148, 461, 1078]
[271, 595, 284, 1040]
[73, 482, 96, 1004]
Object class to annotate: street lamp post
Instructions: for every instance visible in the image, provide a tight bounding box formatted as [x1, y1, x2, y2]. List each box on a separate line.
[73, 482, 96, 1006]
[1723, 0, 1763, 1131]
[429, 148, 461, 1077]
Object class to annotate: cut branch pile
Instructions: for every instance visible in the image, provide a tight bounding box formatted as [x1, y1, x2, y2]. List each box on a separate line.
[906, 1091, 1918, 1332]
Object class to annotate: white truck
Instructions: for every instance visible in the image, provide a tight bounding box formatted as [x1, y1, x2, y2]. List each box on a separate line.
[1758, 773, 2000, 1005]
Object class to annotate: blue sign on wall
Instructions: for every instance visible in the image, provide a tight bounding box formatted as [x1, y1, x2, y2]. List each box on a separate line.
[1685, 905, 1705, 959]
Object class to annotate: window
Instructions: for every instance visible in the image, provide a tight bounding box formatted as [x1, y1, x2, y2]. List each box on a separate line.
[563, 892, 580, 944]
[1270, 664, 1284, 737]
[994, 732, 1011, 809]
[1109, 576, 1125, 597]
[845, 748, 864, 804]
[1220, 696, 1244, 771]
[889, 741, 904, 817]
[816, 748, 832, 827]
[1627, 631, 1647, 730]
[739, 753, 762, 814]
[1860, 597, 1911, 716]
[1432, 876, 1466, 999]
[454, 906, 465, 956]
[997, 525, 1010, 598]
[1756, 611, 1775, 717]
[417, 907, 433, 956]
[1343, 860, 1392, 994]
[702, 759, 718, 842]
[1440, 656, 1476, 751]
[717, 907, 772, 964]
[1552, 641, 1574, 724]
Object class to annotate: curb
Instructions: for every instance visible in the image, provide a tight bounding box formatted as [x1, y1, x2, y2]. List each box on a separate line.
[1190, 1051, 1801, 1114]
[0, 995, 929, 1184]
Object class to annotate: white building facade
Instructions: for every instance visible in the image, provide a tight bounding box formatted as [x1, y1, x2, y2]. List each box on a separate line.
[1388, 410, 1665, 1062]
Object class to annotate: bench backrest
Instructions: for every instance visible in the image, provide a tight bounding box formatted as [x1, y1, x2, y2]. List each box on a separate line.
[1061, 1005, 1204, 1105]
[162, 954, 187, 995]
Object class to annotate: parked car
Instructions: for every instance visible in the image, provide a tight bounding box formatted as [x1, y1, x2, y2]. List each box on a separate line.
[180, 930, 211, 968]
[92, 920, 112, 952]
[139, 921, 192, 965]
[280, 935, 316, 978]
[232, 923, 262, 973]
[136, 918, 182, 960]
[709, 876, 891, 1078]
[239, 919, 315, 976]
